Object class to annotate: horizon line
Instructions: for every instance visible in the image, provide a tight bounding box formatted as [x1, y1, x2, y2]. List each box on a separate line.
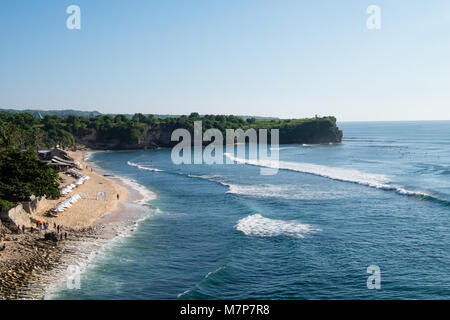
[1, 107, 449, 122]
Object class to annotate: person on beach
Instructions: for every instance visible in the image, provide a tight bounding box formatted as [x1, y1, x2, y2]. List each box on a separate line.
[64, 232, 67, 240]
[0, 244, 5, 252]
[60, 234, 63, 241]
[22, 225, 25, 233]
[117, 194, 120, 200]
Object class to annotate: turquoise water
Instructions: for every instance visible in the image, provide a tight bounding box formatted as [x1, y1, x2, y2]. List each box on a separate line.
[52, 121, 450, 299]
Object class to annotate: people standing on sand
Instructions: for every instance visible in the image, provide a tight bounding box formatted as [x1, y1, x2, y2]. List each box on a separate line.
[30, 226, 34, 233]
[54, 223, 56, 229]
[117, 194, 120, 200]
[60, 234, 63, 241]
[0, 244, 5, 252]
[22, 225, 25, 233]
[64, 232, 67, 240]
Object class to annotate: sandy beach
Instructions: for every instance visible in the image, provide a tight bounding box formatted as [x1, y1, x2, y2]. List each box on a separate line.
[0, 150, 141, 299]
[28, 150, 130, 229]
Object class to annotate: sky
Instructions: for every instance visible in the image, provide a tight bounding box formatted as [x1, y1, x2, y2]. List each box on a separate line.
[1, 0, 450, 121]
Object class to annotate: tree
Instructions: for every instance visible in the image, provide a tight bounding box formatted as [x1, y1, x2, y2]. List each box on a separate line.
[0, 122, 19, 150]
[0, 150, 61, 207]
[132, 113, 146, 123]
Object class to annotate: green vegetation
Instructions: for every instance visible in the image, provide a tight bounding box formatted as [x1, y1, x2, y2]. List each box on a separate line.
[0, 108, 278, 120]
[0, 149, 61, 210]
[0, 112, 66, 209]
[0, 199, 15, 212]
[0, 108, 102, 118]
[0, 111, 342, 149]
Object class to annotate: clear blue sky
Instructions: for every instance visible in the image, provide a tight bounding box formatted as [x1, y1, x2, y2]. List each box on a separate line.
[1, 0, 449, 121]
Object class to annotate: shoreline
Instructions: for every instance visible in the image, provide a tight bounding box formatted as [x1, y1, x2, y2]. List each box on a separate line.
[29, 149, 131, 229]
[0, 149, 156, 300]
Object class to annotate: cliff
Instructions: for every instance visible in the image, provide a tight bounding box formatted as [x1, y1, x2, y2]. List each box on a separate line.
[77, 117, 342, 150]
[0, 111, 343, 150]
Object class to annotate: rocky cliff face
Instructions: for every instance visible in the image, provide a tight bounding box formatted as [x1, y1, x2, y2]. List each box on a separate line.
[77, 121, 342, 150]
[0, 197, 48, 232]
[0, 204, 31, 230]
[78, 125, 174, 150]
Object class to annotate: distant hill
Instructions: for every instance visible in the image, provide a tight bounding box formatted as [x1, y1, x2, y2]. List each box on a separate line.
[120, 114, 279, 120]
[0, 109, 102, 118]
[0, 109, 278, 120]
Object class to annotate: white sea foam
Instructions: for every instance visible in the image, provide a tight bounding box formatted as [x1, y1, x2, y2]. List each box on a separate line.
[226, 183, 346, 200]
[235, 214, 320, 238]
[225, 153, 431, 198]
[177, 289, 192, 299]
[127, 161, 163, 172]
[116, 175, 157, 204]
[186, 173, 347, 200]
[83, 152, 92, 162]
[83, 155, 157, 204]
[270, 147, 296, 151]
[188, 174, 227, 186]
[205, 266, 226, 279]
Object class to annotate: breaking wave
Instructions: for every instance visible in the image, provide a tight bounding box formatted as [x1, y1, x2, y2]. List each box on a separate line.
[224, 153, 439, 200]
[127, 161, 164, 172]
[116, 176, 157, 204]
[226, 183, 346, 200]
[235, 214, 320, 238]
[270, 147, 297, 151]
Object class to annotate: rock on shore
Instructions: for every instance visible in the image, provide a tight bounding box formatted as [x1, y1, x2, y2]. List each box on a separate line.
[0, 227, 101, 300]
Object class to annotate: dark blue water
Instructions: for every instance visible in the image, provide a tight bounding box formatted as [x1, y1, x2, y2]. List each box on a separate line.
[52, 121, 450, 299]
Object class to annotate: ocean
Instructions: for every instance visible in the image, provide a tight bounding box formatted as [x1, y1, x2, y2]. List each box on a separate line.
[50, 121, 450, 299]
